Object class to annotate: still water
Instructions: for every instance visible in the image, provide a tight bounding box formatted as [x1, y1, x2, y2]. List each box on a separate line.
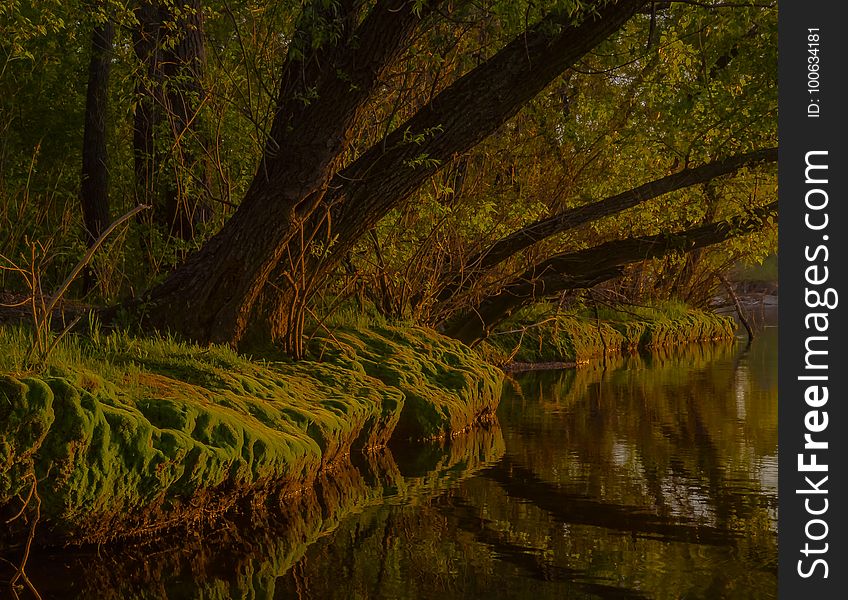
[30, 328, 777, 599]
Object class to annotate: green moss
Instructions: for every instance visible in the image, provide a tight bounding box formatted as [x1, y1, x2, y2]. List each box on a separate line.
[0, 375, 55, 500]
[483, 306, 735, 365]
[606, 308, 736, 349]
[0, 323, 503, 544]
[307, 325, 503, 441]
[482, 315, 622, 364]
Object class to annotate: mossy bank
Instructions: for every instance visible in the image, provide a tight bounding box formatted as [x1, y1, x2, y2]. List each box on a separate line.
[0, 324, 502, 546]
[0, 304, 732, 548]
[480, 304, 736, 368]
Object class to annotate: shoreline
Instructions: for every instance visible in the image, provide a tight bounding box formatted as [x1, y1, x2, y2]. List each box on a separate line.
[1, 307, 737, 550]
[1, 324, 503, 549]
[482, 306, 737, 368]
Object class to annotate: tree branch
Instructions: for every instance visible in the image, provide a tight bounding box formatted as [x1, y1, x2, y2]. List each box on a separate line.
[274, 0, 649, 295]
[438, 146, 777, 300]
[446, 201, 777, 344]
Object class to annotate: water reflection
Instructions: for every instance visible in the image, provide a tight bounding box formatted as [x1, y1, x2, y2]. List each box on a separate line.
[21, 330, 777, 599]
[22, 427, 506, 599]
[276, 331, 776, 599]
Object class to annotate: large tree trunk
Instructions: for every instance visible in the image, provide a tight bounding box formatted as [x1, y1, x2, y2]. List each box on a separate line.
[142, 0, 437, 345]
[80, 18, 115, 291]
[250, 0, 649, 351]
[445, 201, 778, 345]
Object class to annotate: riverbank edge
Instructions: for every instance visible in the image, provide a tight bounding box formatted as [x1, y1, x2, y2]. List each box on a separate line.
[0, 323, 503, 548]
[0, 308, 733, 548]
[482, 307, 737, 369]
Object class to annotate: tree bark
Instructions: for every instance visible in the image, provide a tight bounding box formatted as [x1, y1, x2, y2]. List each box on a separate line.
[251, 0, 649, 349]
[132, 0, 209, 240]
[132, 1, 162, 214]
[80, 17, 115, 292]
[445, 201, 778, 345]
[142, 0, 436, 345]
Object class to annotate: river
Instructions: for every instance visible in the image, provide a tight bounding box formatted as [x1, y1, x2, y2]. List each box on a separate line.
[26, 326, 777, 599]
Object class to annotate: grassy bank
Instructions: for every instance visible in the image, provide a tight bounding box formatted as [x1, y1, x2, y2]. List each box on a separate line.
[480, 303, 736, 366]
[0, 303, 732, 547]
[0, 323, 502, 546]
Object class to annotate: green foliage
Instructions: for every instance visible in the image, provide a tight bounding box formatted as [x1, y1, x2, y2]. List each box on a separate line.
[0, 0, 776, 339]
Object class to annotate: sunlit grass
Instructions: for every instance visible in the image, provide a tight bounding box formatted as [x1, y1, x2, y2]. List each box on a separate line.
[0, 321, 251, 396]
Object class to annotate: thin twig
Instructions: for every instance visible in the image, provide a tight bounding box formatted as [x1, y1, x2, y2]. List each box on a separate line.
[42, 314, 84, 360]
[44, 204, 150, 319]
[487, 316, 559, 337]
[5, 473, 35, 524]
[7, 470, 42, 600]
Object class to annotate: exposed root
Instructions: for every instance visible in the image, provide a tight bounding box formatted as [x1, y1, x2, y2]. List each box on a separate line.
[5, 469, 42, 600]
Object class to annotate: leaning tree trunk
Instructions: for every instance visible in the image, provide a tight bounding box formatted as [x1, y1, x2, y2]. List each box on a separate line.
[80, 17, 115, 292]
[436, 147, 777, 303]
[445, 201, 778, 345]
[249, 0, 648, 352]
[142, 0, 439, 346]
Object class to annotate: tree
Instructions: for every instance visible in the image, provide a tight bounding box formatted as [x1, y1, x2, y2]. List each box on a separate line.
[138, 0, 649, 352]
[80, 12, 115, 291]
[445, 201, 777, 344]
[132, 0, 209, 240]
[434, 147, 778, 305]
[139, 0, 452, 346]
